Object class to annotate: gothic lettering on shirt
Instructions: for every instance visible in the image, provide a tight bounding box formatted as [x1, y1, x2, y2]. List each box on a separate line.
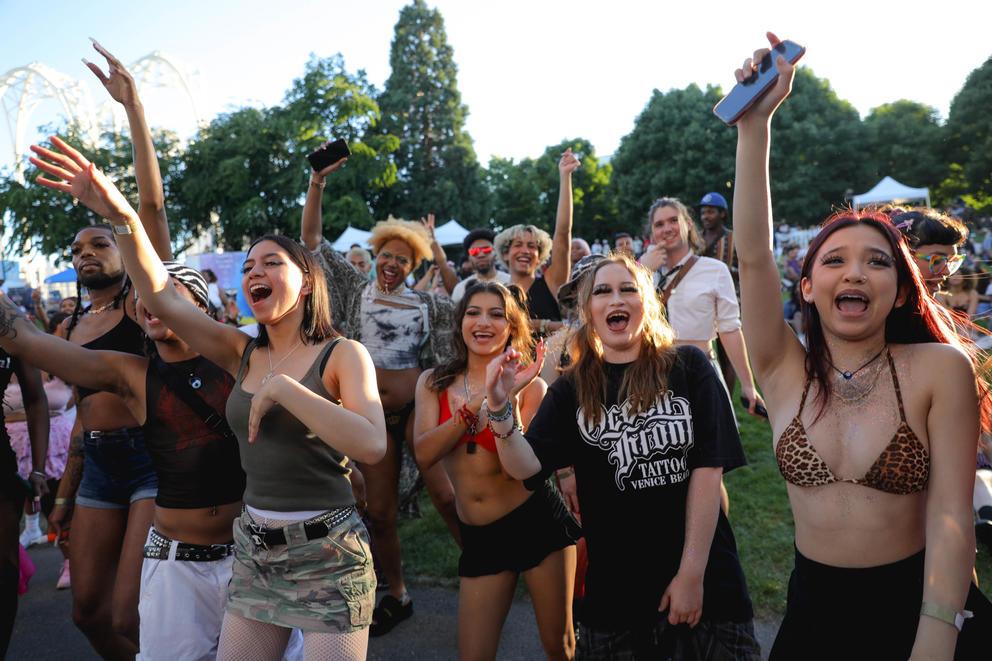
[577, 392, 694, 491]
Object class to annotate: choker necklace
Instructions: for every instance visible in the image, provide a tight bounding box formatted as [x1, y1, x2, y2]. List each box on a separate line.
[826, 345, 887, 380]
[86, 300, 116, 315]
[263, 339, 304, 385]
[374, 280, 404, 296]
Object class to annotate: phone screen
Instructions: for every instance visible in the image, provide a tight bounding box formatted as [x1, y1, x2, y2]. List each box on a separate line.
[713, 40, 805, 125]
[307, 139, 351, 172]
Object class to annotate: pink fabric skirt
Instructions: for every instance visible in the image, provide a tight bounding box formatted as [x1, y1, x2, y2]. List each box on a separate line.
[7, 408, 75, 480]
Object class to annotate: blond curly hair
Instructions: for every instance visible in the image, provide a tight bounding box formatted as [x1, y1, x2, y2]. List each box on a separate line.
[368, 216, 433, 270]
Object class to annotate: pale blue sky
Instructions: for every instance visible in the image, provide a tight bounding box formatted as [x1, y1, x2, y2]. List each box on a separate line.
[1, 0, 989, 172]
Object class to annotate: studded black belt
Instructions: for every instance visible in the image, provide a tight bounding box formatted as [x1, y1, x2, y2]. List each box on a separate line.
[244, 505, 355, 550]
[142, 528, 233, 562]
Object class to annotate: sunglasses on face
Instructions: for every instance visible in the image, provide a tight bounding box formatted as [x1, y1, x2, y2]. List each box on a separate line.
[380, 250, 411, 267]
[468, 245, 493, 257]
[913, 252, 964, 276]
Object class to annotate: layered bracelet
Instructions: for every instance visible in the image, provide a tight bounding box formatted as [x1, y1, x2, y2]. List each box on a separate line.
[484, 398, 513, 422]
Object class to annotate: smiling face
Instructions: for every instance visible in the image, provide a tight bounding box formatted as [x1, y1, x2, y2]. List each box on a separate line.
[461, 291, 510, 357]
[650, 205, 688, 253]
[71, 227, 125, 291]
[912, 243, 959, 295]
[800, 224, 904, 341]
[375, 238, 414, 290]
[586, 263, 645, 362]
[241, 239, 310, 325]
[699, 205, 725, 231]
[507, 231, 539, 276]
[348, 252, 371, 275]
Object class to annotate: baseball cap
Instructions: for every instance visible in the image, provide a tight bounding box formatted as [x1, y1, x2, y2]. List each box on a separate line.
[698, 192, 728, 210]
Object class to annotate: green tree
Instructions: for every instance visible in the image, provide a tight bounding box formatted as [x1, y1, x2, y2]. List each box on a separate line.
[377, 0, 489, 223]
[941, 55, 992, 211]
[768, 67, 871, 225]
[609, 83, 736, 235]
[0, 123, 182, 259]
[172, 54, 396, 248]
[487, 138, 615, 239]
[863, 100, 945, 190]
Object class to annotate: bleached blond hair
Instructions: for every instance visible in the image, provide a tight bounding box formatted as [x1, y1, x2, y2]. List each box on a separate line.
[368, 216, 433, 270]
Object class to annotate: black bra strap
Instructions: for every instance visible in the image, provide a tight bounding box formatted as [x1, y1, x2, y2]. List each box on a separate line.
[885, 351, 907, 421]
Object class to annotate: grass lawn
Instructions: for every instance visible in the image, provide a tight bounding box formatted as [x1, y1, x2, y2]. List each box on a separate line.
[398, 391, 992, 619]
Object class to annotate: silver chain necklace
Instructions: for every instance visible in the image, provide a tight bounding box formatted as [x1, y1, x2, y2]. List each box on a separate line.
[262, 338, 304, 385]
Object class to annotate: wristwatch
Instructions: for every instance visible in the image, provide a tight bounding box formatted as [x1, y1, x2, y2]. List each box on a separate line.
[112, 222, 133, 235]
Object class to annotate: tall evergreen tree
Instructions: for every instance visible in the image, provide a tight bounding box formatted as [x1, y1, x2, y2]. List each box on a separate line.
[377, 0, 489, 224]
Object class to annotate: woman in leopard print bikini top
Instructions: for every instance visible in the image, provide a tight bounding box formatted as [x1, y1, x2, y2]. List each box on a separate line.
[776, 351, 928, 495]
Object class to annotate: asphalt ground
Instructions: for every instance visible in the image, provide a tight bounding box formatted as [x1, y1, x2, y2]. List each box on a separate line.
[9, 543, 777, 660]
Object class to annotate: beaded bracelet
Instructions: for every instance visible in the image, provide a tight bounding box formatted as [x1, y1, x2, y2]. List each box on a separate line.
[484, 398, 513, 422]
[490, 420, 521, 440]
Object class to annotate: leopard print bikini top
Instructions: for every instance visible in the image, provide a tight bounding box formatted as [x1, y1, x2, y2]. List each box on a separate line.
[775, 352, 929, 495]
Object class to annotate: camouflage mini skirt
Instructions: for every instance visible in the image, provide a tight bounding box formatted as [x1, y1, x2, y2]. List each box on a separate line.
[226, 508, 376, 633]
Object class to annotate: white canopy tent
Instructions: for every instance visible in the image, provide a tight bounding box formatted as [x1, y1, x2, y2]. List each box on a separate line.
[330, 225, 373, 252]
[852, 176, 930, 208]
[433, 219, 470, 246]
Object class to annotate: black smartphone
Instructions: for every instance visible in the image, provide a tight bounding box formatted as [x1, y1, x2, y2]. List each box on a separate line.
[307, 139, 351, 172]
[713, 39, 805, 125]
[740, 395, 769, 420]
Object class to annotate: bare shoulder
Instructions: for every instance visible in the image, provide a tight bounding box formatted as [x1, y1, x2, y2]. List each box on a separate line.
[893, 342, 972, 373]
[522, 376, 548, 402]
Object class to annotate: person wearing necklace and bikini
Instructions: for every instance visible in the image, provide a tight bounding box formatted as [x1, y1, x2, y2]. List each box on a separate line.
[39, 39, 174, 659]
[302, 157, 459, 637]
[413, 282, 579, 660]
[732, 33, 990, 659]
[0, 263, 250, 660]
[32, 138, 385, 660]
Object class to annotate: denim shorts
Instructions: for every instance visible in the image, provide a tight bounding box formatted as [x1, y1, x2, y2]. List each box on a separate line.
[76, 426, 158, 509]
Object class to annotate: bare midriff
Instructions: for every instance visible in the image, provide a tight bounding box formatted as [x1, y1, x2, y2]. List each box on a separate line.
[443, 448, 531, 526]
[376, 366, 422, 411]
[153, 501, 243, 546]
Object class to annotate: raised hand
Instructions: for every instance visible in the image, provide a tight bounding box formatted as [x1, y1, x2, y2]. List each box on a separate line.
[511, 340, 546, 397]
[559, 148, 581, 176]
[735, 32, 796, 125]
[30, 136, 136, 223]
[314, 140, 348, 179]
[84, 38, 138, 107]
[485, 347, 525, 408]
[420, 213, 437, 239]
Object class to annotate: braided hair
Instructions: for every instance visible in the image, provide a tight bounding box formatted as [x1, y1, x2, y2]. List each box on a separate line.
[64, 224, 131, 343]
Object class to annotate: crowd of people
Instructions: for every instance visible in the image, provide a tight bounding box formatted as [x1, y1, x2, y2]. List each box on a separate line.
[2, 35, 992, 661]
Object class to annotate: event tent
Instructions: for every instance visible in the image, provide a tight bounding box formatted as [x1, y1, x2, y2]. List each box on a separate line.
[852, 176, 930, 208]
[44, 267, 77, 284]
[434, 219, 470, 246]
[331, 225, 374, 252]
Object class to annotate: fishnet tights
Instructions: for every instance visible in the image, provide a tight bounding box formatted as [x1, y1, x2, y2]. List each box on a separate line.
[218, 612, 368, 661]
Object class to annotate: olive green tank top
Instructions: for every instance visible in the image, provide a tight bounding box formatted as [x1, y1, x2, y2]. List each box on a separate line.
[225, 337, 354, 511]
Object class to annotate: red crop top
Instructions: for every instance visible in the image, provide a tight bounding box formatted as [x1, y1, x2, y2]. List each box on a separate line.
[439, 389, 497, 454]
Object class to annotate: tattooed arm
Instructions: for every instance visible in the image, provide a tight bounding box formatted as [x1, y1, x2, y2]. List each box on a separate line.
[48, 417, 84, 539]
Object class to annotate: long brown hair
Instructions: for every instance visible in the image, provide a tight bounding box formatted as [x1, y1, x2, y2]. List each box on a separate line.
[645, 198, 703, 253]
[566, 253, 677, 425]
[428, 282, 532, 391]
[246, 234, 337, 347]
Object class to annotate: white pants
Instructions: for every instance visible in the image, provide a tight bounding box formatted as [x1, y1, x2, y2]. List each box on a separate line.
[137, 528, 304, 661]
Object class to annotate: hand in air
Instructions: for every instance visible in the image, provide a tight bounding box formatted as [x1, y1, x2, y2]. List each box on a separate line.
[84, 39, 139, 107]
[314, 141, 348, 178]
[559, 148, 581, 176]
[511, 339, 546, 397]
[735, 31, 795, 124]
[485, 347, 524, 408]
[30, 137, 136, 223]
[420, 213, 437, 239]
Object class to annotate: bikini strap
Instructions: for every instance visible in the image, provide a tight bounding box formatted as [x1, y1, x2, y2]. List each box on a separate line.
[886, 350, 907, 421]
[797, 375, 812, 413]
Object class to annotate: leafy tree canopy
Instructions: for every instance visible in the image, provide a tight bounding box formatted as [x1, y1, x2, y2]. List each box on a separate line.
[942, 55, 992, 212]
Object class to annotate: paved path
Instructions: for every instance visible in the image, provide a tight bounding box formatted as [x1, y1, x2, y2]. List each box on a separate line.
[10, 544, 777, 659]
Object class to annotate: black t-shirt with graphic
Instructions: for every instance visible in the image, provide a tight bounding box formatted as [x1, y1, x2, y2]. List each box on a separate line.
[523, 345, 753, 628]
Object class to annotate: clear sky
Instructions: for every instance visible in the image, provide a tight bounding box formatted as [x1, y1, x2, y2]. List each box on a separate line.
[1, 0, 989, 171]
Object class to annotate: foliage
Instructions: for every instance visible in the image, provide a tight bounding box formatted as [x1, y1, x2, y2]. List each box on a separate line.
[609, 83, 736, 235]
[486, 138, 616, 240]
[941, 55, 992, 212]
[171, 54, 396, 249]
[0, 123, 182, 261]
[863, 100, 946, 191]
[376, 0, 489, 223]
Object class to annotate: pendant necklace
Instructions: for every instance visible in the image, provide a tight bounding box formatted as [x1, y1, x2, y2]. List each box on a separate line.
[826, 344, 887, 380]
[263, 338, 304, 385]
[85, 300, 116, 315]
[463, 373, 479, 453]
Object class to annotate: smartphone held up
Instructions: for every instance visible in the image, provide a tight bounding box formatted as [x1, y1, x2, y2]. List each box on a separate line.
[713, 39, 805, 125]
[307, 138, 351, 172]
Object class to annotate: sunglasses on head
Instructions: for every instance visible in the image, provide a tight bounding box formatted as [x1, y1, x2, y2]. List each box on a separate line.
[913, 252, 964, 276]
[468, 245, 493, 257]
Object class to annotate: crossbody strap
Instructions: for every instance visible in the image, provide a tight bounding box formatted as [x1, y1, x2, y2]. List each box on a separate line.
[152, 357, 234, 439]
[660, 255, 699, 306]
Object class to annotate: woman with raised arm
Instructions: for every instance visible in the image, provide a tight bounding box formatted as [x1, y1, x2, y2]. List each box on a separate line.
[483, 253, 759, 659]
[413, 282, 578, 660]
[302, 157, 458, 636]
[31, 140, 385, 661]
[732, 33, 990, 660]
